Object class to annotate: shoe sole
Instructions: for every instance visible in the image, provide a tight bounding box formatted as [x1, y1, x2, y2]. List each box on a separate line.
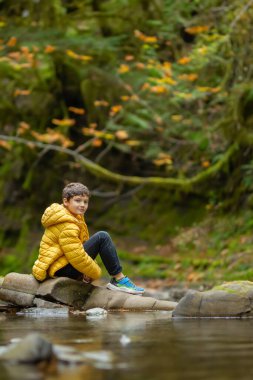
[106, 283, 144, 295]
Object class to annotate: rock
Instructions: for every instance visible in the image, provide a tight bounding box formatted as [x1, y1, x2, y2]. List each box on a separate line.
[37, 277, 92, 308]
[173, 281, 253, 318]
[123, 295, 156, 310]
[16, 307, 69, 317]
[0, 300, 15, 312]
[0, 333, 53, 363]
[84, 286, 178, 311]
[86, 307, 107, 316]
[0, 272, 178, 312]
[1, 273, 39, 295]
[0, 288, 35, 307]
[33, 298, 67, 309]
[0, 273, 40, 307]
[172, 290, 203, 317]
[153, 300, 178, 311]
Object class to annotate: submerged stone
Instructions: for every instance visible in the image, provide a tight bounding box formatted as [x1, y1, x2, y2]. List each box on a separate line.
[86, 307, 107, 316]
[16, 307, 69, 317]
[0, 333, 53, 363]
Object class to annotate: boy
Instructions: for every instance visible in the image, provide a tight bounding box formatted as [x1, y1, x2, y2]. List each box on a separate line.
[32, 182, 144, 295]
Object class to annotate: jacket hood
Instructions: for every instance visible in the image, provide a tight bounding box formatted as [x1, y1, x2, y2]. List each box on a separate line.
[41, 203, 84, 228]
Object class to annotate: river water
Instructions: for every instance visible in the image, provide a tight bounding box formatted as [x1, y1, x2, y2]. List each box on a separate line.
[1, 312, 253, 380]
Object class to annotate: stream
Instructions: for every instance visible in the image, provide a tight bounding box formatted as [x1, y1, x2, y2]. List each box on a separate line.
[0, 311, 253, 380]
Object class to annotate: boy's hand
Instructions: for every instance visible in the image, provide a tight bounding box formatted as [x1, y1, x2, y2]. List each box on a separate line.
[82, 274, 92, 284]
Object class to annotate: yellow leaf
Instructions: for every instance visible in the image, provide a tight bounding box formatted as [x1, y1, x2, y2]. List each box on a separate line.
[17, 121, 30, 135]
[20, 46, 30, 55]
[66, 49, 92, 61]
[171, 115, 183, 122]
[103, 133, 114, 140]
[0, 140, 11, 150]
[197, 86, 211, 92]
[150, 85, 167, 94]
[125, 140, 141, 146]
[115, 130, 128, 140]
[44, 45, 55, 53]
[163, 77, 177, 85]
[179, 73, 198, 81]
[141, 83, 150, 91]
[134, 30, 158, 43]
[201, 160, 210, 168]
[162, 61, 171, 69]
[68, 106, 85, 115]
[94, 100, 109, 107]
[31, 129, 73, 147]
[66, 49, 79, 59]
[82, 127, 95, 136]
[153, 153, 173, 166]
[135, 62, 145, 69]
[177, 56, 191, 65]
[52, 118, 76, 127]
[118, 64, 130, 74]
[124, 55, 134, 61]
[110, 105, 123, 116]
[92, 138, 103, 147]
[79, 55, 92, 61]
[211, 87, 221, 93]
[14, 89, 31, 96]
[120, 95, 130, 101]
[197, 47, 207, 55]
[185, 25, 209, 35]
[7, 36, 17, 47]
[145, 36, 158, 43]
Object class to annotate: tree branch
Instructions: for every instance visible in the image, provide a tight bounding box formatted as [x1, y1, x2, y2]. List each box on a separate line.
[0, 134, 238, 192]
[230, 0, 253, 29]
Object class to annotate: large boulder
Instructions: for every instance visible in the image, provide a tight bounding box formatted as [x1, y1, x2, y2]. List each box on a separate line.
[0, 273, 40, 307]
[173, 281, 253, 318]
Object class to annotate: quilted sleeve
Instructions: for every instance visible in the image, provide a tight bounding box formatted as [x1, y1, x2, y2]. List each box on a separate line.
[59, 225, 101, 280]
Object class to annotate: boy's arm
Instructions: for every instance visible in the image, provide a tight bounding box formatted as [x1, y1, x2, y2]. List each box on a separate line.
[59, 226, 101, 280]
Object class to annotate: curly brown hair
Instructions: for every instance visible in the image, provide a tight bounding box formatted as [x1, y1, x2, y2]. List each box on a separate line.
[62, 182, 90, 200]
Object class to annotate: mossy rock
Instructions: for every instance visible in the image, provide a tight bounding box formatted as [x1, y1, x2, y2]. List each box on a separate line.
[173, 281, 253, 318]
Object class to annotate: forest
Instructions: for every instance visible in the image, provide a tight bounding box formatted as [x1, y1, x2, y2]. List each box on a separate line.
[1, 0, 253, 286]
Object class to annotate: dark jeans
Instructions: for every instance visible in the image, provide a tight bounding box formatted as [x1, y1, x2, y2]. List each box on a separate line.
[55, 231, 122, 280]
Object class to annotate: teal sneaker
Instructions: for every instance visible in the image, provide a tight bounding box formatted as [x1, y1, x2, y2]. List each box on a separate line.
[106, 276, 145, 295]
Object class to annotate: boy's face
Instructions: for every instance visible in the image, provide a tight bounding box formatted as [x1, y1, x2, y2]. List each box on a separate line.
[63, 194, 89, 216]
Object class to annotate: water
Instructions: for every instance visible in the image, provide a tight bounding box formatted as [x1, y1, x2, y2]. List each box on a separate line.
[1, 312, 253, 379]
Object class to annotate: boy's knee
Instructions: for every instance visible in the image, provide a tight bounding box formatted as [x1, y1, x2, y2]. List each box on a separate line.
[98, 231, 111, 241]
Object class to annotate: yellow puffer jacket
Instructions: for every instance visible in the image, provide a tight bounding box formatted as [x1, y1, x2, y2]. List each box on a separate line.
[32, 203, 101, 282]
